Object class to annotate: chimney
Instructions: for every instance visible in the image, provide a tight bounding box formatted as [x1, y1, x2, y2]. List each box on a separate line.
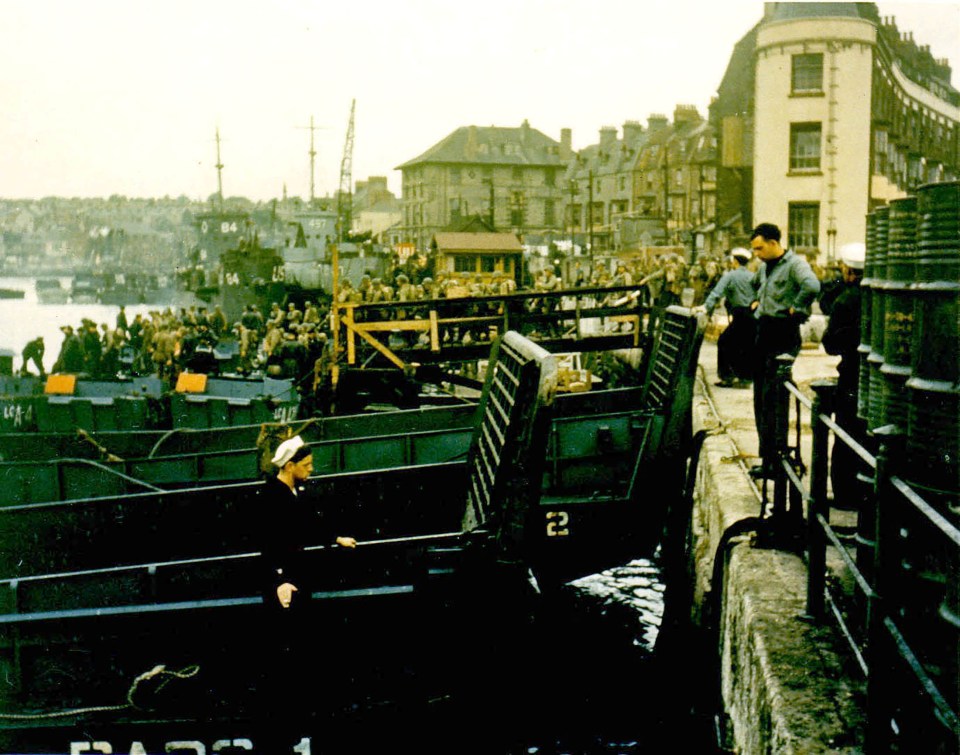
[673, 104, 701, 125]
[647, 114, 668, 132]
[560, 128, 572, 160]
[599, 126, 617, 151]
[622, 120, 643, 143]
[466, 125, 479, 160]
[520, 118, 530, 144]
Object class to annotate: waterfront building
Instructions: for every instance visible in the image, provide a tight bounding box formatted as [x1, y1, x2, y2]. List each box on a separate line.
[564, 109, 719, 257]
[713, 2, 959, 263]
[395, 121, 568, 251]
[564, 121, 646, 254]
[352, 176, 402, 244]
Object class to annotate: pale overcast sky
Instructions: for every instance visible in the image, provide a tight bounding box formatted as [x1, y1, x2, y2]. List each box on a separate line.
[1, 1, 957, 201]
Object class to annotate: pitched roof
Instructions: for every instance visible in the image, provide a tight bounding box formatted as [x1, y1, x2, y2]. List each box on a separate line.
[397, 123, 564, 169]
[432, 232, 524, 253]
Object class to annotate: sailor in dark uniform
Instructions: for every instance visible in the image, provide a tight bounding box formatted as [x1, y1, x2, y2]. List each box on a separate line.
[821, 242, 871, 509]
[258, 436, 356, 738]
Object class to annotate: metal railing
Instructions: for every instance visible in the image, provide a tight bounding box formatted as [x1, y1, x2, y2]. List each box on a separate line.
[763, 354, 959, 753]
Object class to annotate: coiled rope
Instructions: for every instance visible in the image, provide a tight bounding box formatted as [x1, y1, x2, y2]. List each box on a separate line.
[0, 663, 199, 720]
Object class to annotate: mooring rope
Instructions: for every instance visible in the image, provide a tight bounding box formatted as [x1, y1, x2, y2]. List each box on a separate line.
[0, 663, 199, 720]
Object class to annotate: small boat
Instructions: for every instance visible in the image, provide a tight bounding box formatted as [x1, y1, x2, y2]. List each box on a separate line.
[0, 287, 24, 299]
[34, 278, 69, 304]
[69, 274, 101, 304]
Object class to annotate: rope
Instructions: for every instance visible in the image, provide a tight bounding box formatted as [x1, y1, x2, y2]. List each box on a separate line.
[0, 664, 199, 720]
[76, 427, 124, 463]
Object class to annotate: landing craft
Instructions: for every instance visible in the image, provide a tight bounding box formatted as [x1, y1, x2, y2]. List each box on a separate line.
[0, 309, 706, 749]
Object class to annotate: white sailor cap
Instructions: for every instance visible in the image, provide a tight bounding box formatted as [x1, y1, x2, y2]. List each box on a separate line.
[731, 248, 752, 262]
[271, 435, 305, 467]
[840, 242, 865, 270]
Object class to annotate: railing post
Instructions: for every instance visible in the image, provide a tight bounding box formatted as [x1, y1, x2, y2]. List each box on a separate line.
[772, 354, 797, 540]
[806, 380, 835, 619]
[866, 424, 904, 753]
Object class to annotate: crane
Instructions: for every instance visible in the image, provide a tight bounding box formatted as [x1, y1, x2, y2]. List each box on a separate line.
[337, 99, 355, 243]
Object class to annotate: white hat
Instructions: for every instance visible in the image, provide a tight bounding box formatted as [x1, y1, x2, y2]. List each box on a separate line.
[271, 435, 305, 467]
[840, 242, 866, 270]
[731, 248, 752, 262]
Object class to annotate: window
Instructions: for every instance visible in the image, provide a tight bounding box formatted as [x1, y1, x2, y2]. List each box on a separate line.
[544, 167, 556, 187]
[450, 167, 461, 185]
[512, 166, 523, 182]
[873, 129, 889, 176]
[788, 203, 819, 250]
[449, 198, 462, 223]
[789, 123, 822, 171]
[510, 191, 526, 226]
[480, 256, 498, 273]
[791, 53, 823, 92]
[544, 199, 555, 226]
[454, 256, 475, 273]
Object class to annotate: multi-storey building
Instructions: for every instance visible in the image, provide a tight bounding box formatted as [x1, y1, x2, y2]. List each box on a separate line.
[562, 110, 718, 254]
[395, 121, 569, 251]
[713, 2, 958, 262]
[352, 176, 401, 242]
[564, 121, 646, 253]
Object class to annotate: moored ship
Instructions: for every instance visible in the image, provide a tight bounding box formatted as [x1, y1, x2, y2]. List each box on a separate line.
[34, 278, 69, 304]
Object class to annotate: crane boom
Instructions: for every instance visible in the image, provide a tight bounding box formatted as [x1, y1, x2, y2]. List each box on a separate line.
[337, 99, 355, 242]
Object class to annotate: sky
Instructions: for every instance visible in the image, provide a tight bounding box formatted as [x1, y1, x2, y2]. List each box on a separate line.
[1, 1, 957, 202]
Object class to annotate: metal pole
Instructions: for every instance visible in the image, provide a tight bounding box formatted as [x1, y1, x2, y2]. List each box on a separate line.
[588, 169, 594, 260]
[806, 380, 835, 619]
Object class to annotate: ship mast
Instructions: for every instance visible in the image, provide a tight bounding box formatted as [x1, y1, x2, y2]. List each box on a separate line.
[297, 116, 328, 207]
[309, 115, 317, 204]
[215, 127, 224, 213]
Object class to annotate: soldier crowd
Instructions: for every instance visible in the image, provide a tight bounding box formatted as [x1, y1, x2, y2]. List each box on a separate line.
[35, 300, 333, 396]
[23, 249, 842, 409]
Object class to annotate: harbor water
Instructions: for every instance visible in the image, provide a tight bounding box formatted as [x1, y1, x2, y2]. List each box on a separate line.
[1, 276, 158, 374]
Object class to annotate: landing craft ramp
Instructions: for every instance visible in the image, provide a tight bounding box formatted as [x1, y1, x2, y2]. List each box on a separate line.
[0, 331, 557, 752]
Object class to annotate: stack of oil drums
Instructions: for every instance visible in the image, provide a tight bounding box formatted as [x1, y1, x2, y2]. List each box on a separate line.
[860, 181, 958, 751]
[860, 181, 958, 499]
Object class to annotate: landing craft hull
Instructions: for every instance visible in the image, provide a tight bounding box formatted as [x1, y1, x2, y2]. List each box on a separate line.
[0, 331, 559, 750]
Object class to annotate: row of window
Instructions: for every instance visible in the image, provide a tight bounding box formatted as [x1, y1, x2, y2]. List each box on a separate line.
[447, 166, 557, 187]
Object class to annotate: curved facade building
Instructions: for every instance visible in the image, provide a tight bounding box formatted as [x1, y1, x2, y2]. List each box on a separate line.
[715, 3, 959, 263]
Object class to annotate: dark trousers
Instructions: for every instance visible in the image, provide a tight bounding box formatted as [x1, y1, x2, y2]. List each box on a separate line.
[752, 317, 801, 465]
[830, 391, 873, 508]
[717, 307, 756, 381]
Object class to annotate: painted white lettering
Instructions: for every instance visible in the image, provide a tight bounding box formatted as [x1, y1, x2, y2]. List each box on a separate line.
[213, 740, 253, 752]
[165, 743, 205, 754]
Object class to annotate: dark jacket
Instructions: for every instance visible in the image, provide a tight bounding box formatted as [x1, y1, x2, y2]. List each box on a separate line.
[259, 474, 336, 607]
[821, 281, 862, 401]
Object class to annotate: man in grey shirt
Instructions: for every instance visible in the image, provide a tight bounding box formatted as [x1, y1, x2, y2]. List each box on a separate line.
[703, 248, 756, 387]
[748, 223, 821, 479]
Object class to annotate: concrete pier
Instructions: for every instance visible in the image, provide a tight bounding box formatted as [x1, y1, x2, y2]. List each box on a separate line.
[690, 338, 867, 754]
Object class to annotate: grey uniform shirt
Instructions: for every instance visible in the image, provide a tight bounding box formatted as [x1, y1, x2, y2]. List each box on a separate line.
[704, 267, 755, 316]
[752, 249, 820, 320]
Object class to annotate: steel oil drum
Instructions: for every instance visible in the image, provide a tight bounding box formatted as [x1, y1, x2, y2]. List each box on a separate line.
[858, 211, 877, 420]
[867, 205, 889, 431]
[906, 180, 960, 494]
[879, 196, 917, 432]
